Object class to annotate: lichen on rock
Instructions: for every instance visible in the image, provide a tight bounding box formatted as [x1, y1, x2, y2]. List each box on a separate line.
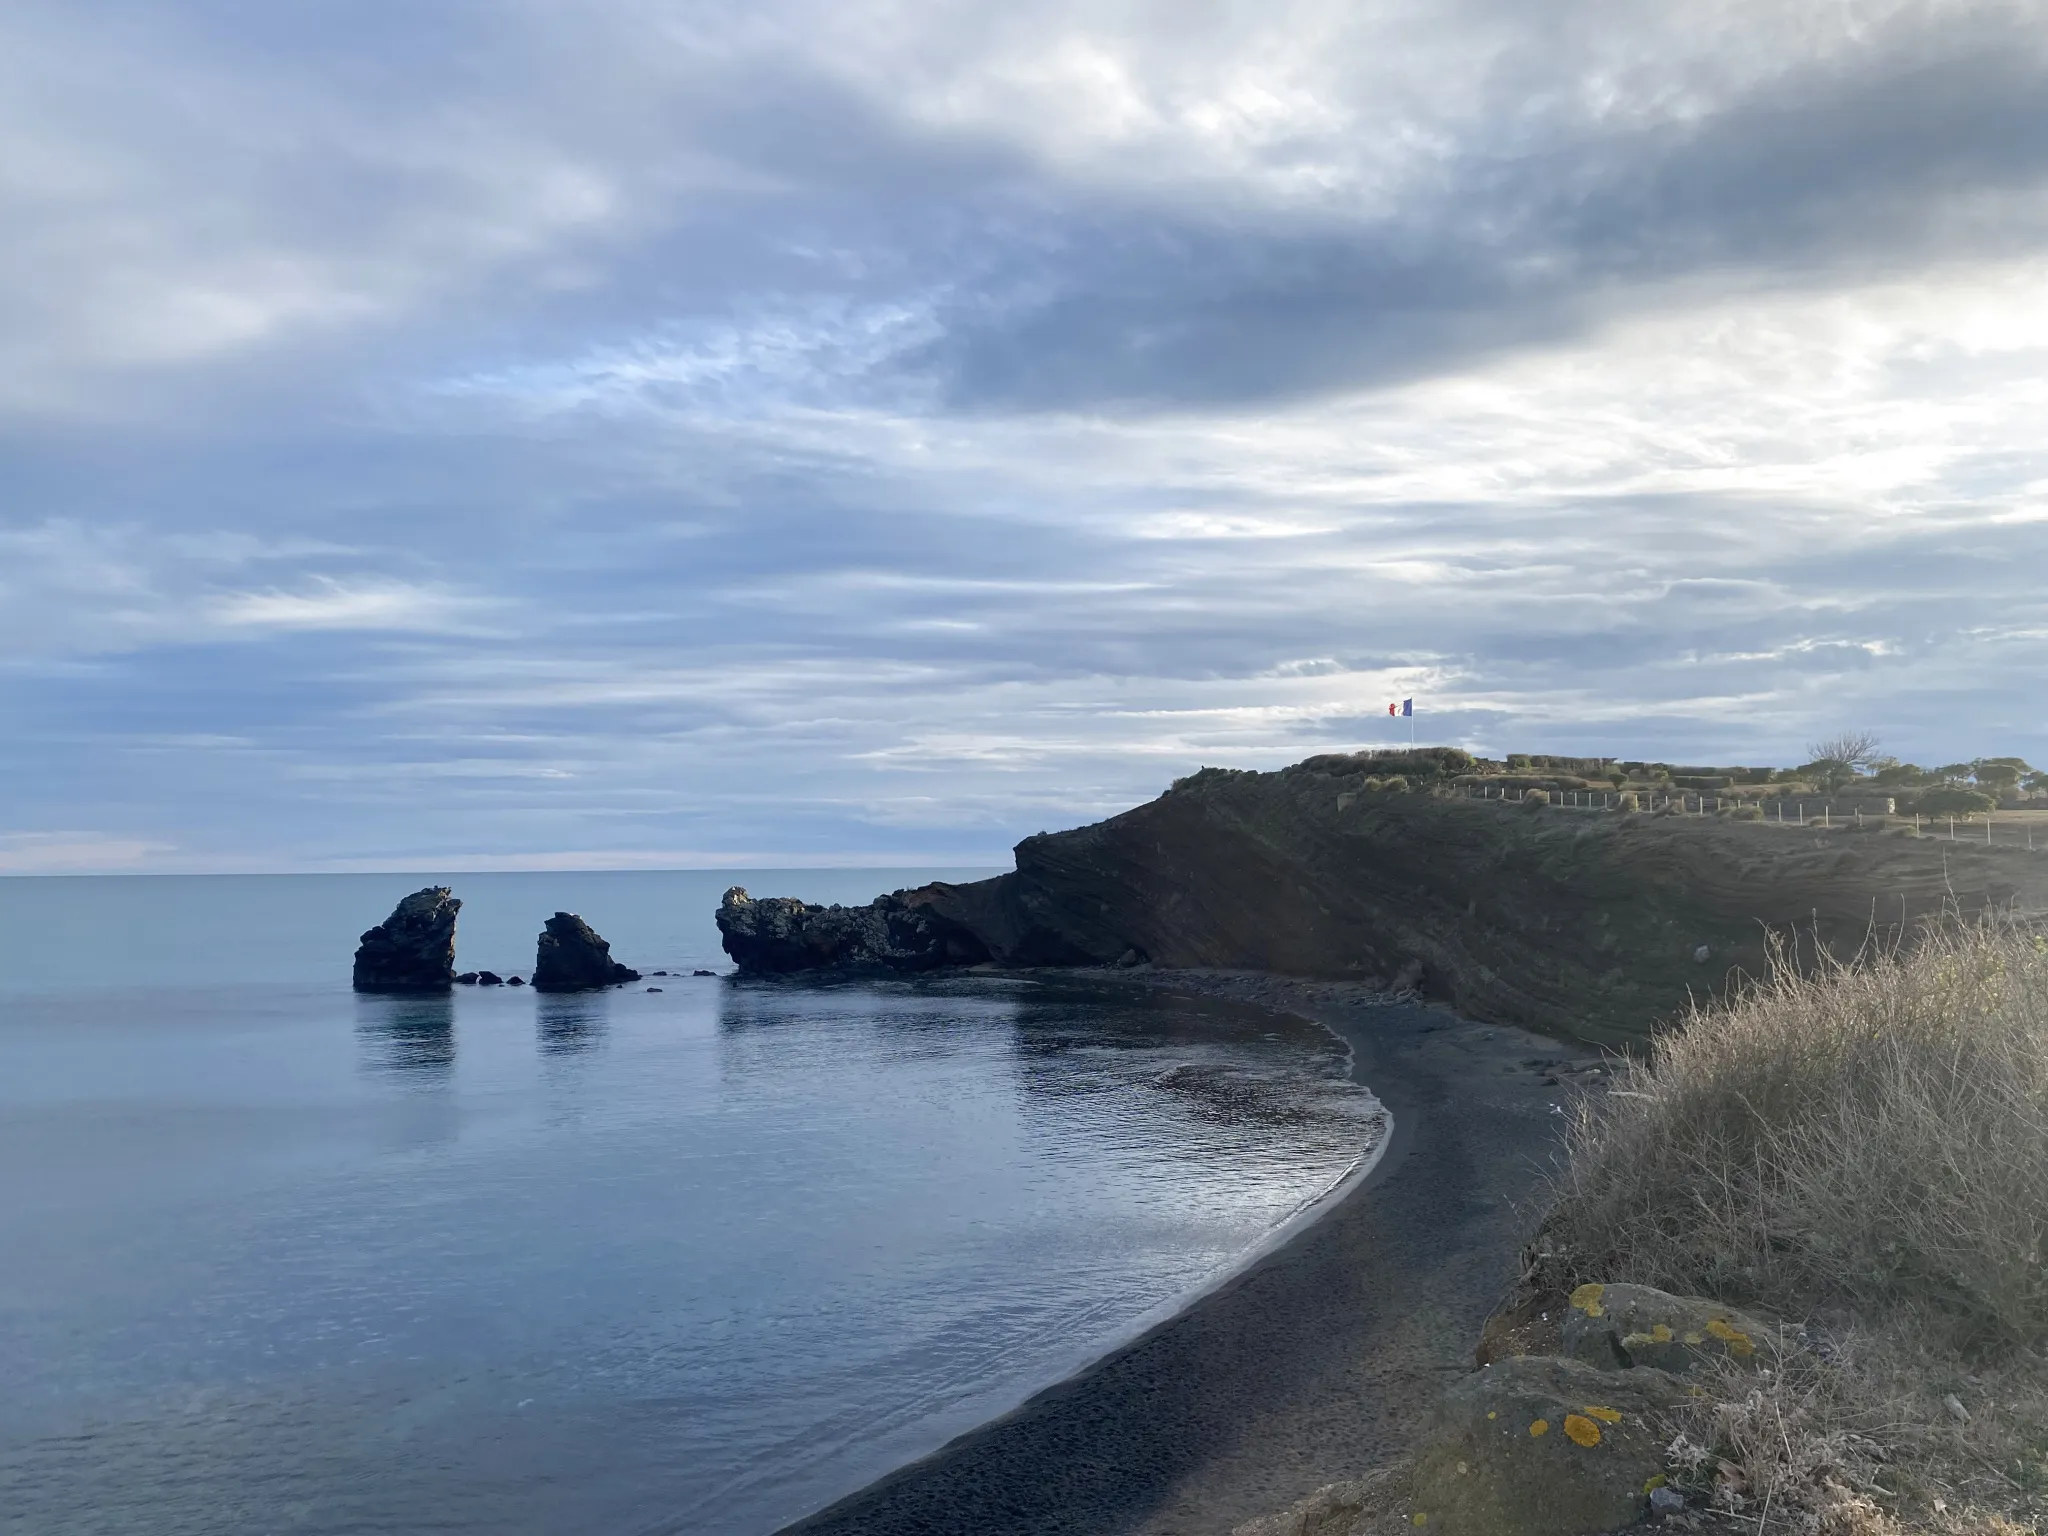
[1401, 1354, 1681, 1536]
[1560, 1282, 1776, 1374]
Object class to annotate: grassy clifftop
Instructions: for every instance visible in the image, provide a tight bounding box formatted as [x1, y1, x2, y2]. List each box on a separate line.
[919, 751, 2048, 1046]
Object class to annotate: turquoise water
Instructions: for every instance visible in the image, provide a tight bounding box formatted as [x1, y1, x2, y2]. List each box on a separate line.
[0, 872, 1383, 1535]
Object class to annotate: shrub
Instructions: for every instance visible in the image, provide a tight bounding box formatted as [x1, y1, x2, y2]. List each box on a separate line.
[1549, 921, 2048, 1348]
[1915, 787, 1998, 819]
[1520, 788, 1550, 807]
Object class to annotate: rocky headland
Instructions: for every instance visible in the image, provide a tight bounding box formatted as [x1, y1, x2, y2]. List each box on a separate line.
[718, 749, 2048, 1047]
[352, 886, 461, 992]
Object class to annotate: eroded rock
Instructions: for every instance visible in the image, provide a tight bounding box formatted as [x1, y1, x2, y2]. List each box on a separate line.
[1403, 1354, 1680, 1536]
[716, 886, 993, 973]
[532, 913, 640, 991]
[352, 887, 460, 993]
[1560, 1282, 1777, 1374]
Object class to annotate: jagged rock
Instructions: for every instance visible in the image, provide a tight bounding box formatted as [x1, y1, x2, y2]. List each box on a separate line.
[532, 912, 640, 991]
[352, 887, 460, 993]
[717, 886, 995, 973]
[692, 969, 715, 977]
[1560, 1282, 1778, 1374]
[456, 972, 479, 985]
[1402, 1354, 1681, 1536]
[476, 970, 503, 986]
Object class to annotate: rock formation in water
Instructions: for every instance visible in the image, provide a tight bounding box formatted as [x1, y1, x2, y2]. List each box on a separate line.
[714, 752, 2048, 1046]
[532, 912, 641, 991]
[716, 887, 995, 973]
[352, 887, 461, 992]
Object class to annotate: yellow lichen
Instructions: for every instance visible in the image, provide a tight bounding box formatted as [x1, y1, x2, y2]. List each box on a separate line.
[1412, 1514, 1428, 1527]
[1682, 1331, 1704, 1345]
[1650, 1323, 1673, 1343]
[1569, 1282, 1606, 1317]
[1530, 1418, 1551, 1437]
[1644, 1474, 1668, 1494]
[1456, 1462, 1467, 1475]
[1563, 1414, 1602, 1447]
[1581, 1405, 1624, 1424]
[1704, 1318, 1756, 1356]
[1486, 1411, 1497, 1420]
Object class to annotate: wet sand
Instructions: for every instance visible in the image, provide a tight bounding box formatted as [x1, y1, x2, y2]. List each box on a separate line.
[777, 971, 1587, 1536]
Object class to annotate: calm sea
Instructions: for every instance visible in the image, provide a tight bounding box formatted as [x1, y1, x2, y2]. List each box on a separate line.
[0, 871, 1385, 1536]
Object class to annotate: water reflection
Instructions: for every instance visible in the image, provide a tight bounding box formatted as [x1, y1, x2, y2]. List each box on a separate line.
[536, 991, 609, 1056]
[355, 993, 456, 1078]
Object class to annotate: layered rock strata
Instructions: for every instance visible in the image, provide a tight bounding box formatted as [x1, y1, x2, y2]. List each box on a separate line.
[532, 912, 640, 991]
[717, 753, 2048, 1045]
[352, 887, 461, 992]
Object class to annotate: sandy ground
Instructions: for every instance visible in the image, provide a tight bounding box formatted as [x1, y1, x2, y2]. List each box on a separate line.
[776, 970, 1592, 1536]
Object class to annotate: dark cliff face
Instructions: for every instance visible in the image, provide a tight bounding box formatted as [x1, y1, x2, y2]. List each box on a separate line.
[532, 912, 640, 991]
[353, 887, 461, 992]
[716, 756, 2048, 1045]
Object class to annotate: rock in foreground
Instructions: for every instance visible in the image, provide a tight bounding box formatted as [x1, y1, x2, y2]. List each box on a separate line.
[352, 887, 461, 992]
[1404, 1355, 1679, 1536]
[532, 912, 640, 991]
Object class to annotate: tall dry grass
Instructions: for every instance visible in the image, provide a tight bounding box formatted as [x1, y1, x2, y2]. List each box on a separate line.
[1548, 922, 2048, 1531]
[1551, 920, 2048, 1348]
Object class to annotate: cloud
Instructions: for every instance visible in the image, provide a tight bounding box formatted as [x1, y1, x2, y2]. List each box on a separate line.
[0, 0, 2044, 869]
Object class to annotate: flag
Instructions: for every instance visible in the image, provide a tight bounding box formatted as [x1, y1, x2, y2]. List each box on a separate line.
[1401, 698, 1413, 717]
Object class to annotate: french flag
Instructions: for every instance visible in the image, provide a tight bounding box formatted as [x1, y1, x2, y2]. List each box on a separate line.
[1387, 698, 1412, 718]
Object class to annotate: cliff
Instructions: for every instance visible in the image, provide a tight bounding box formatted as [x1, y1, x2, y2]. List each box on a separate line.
[719, 754, 2048, 1046]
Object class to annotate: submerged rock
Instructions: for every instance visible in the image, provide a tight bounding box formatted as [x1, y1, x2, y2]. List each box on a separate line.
[352, 887, 461, 993]
[475, 970, 503, 986]
[532, 912, 640, 991]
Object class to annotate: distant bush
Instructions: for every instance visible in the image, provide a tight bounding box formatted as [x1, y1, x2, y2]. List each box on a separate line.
[1520, 788, 1550, 807]
[1913, 787, 1997, 818]
[1722, 803, 1762, 821]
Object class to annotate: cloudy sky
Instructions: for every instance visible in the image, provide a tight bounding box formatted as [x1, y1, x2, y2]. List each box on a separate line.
[5, 0, 2047, 873]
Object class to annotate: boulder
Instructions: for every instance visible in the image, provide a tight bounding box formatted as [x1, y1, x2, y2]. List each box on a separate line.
[352, 887, 461, 992]
[476, 970, 503, 986]
[1560, 1282, 1777, 1374]
[455, 972, 479, 985]
[532, 912, 641, 991]
[1402, 1354, 1681, 1536]
[507, 976, 525, 986]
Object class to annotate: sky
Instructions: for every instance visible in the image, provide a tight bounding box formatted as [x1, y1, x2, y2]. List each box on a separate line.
[4, 0, 2048, 873]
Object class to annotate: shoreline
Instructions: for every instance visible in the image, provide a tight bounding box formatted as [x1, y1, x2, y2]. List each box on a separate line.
[777, 969, 1587, 1536]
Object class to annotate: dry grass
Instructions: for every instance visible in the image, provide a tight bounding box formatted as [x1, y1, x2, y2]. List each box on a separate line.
[1545, 920, 2048, 1533]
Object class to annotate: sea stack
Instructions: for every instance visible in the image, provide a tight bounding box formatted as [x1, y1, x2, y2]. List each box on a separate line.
[352, 887, 461, 992]
[532, 912, 641, 991]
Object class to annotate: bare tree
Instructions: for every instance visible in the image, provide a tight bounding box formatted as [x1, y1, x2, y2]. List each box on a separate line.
[1803, 730, 1884, 794]
[1806, 730, 1884, 770]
